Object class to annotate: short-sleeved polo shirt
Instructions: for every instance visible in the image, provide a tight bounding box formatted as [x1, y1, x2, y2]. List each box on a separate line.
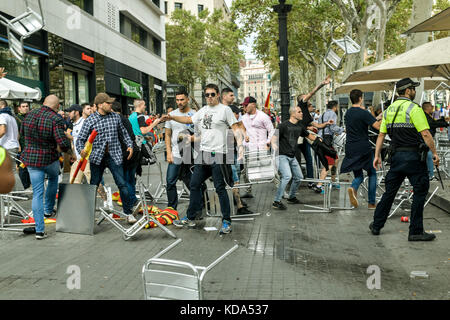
[380, 97, 430, 147]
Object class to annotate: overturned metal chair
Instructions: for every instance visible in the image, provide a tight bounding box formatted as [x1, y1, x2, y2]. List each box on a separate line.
[142, 239, 238, 300]
[98, 176, 177, 241]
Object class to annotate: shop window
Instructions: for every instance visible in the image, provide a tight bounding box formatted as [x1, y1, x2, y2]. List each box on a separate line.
[78, 74, 89, 105]
[64, 70, 90, 108]
[119, 12, 161, 57]
[131, 24, 140, 44]
[153, 37, 161, 56]
[0, 45, 40, 81]
[67, 0, 94, 15]
[64, 71, 77, 108]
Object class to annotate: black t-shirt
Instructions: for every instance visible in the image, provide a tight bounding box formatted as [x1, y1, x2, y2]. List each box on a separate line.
[278, 120, 309, 157]
[137, 112, 147, 128]
[119, 114, 139, 166]
[425, 112, 449, 137]
[299, 99, 313, 127]
[344, 107, 376, 158]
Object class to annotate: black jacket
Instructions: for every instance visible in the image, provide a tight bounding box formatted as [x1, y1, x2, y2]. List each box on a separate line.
[425, 113, 448, 137]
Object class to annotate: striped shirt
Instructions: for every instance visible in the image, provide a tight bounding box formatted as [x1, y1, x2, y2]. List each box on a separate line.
[20, 106, 71, 167]
[76, 111, 133, 166]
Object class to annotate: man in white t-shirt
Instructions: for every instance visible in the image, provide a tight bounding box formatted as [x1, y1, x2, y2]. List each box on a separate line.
[165, 84, 243, 234]
[0, 100, 20, 156]
[165, 90, 196, 209]
[67, 104, 90, 184]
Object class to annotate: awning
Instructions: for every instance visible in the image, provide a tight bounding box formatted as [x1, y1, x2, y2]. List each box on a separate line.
[344, 37, 450, 83]
[335, 77, 449, 94]
[404, 7, 450, 34]
[0, 77, 41, 100]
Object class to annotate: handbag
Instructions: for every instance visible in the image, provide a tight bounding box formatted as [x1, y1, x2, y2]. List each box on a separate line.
[136, 135, 157, 165]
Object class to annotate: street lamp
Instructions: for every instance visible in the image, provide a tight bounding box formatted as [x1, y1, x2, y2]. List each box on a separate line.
[273, 0, 292, 122]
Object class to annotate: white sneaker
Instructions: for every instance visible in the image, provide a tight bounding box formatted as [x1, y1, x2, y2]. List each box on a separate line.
[127, 214, 137, 224]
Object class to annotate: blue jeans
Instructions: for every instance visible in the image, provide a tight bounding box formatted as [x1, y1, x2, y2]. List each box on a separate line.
[186, 154, 231, 222]
[90, 154, 133, 215]
[297, 143, 313, 179]
[275, 155, 303, 202]
[28, 161, 60, 233]
[426, 150, 434, 179]
[166, 157, 192, 210]
[230, 153, 240, 183]
[351, 166, 377, 205]
[124, 164, 138, 205]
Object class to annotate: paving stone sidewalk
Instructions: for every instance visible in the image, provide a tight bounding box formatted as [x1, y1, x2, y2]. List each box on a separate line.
[0, 160, 449, 300]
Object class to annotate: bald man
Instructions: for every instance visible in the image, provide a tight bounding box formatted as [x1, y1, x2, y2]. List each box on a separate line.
[20, 94, 71, 239]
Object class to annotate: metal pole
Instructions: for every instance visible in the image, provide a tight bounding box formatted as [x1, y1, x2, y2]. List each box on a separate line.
[273, 0, 292, 122]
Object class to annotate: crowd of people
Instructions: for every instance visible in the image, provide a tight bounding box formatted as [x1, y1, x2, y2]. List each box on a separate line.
[0, 68, 449, 242]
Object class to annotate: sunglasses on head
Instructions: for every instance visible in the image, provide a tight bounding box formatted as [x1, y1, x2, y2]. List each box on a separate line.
[205, 93, 216, 98]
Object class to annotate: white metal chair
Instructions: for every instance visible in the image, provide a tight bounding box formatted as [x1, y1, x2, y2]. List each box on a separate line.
[142, 239, 238, 300]
[324, 36, 361, 71]
[0, 0, 45, 61]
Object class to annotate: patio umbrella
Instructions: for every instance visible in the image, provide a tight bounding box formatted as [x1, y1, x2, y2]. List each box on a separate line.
[0, 77, 41, 100]
[344, 37, 450, 83]
[404, 7, 450, 34]
[335, 77, 449, 94]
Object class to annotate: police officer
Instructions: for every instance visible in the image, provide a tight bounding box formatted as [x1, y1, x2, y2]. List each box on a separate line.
[370, 78, 440, 241]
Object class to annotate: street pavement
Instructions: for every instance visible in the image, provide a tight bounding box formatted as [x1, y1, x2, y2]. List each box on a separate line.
[0, 158, 449, 300]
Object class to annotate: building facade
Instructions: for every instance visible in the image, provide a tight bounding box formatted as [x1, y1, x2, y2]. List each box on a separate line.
[164, 0, 239, 108]
[0, 0, 167, 115]
[239, 59, 276, 109]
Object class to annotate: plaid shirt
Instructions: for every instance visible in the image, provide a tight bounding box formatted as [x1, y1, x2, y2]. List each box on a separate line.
[76, 111, 133, 166]
[20, 106, 71, 168]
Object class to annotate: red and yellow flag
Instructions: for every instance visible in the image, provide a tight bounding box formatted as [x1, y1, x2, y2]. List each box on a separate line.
[70, 129, 98, 184]
[264, 89, 272, 111]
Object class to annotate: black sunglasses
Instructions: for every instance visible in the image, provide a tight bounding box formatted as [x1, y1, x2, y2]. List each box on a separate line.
[205, 93, 216, 98]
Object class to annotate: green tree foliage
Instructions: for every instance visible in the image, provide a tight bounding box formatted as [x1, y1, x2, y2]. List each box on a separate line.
[232, 0, 435, 92]
[166, 8, 243, 92]
[232, 0, 342, 93]
[433, 0, 450, 39]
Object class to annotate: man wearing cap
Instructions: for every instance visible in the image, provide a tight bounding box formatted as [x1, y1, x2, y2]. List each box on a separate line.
[76, 93, 137, 224]
[67, 104, 91, 184]
[240, 96, 276, 198]
[370, 78, 440, 242]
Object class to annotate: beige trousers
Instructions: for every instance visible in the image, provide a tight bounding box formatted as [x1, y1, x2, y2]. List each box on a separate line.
[70, 159, 91, 184]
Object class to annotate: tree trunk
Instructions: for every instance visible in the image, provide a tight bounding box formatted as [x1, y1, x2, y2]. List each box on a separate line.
[406, 0, 432, 103]
[315, 61, 327, 113]
[372, 1, 387, 109]
[406, 0, 433, 51]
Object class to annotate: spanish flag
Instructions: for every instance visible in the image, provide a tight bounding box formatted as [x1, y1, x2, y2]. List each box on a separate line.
[70, 129, 98, 184]
[264, 89, 272, 111]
